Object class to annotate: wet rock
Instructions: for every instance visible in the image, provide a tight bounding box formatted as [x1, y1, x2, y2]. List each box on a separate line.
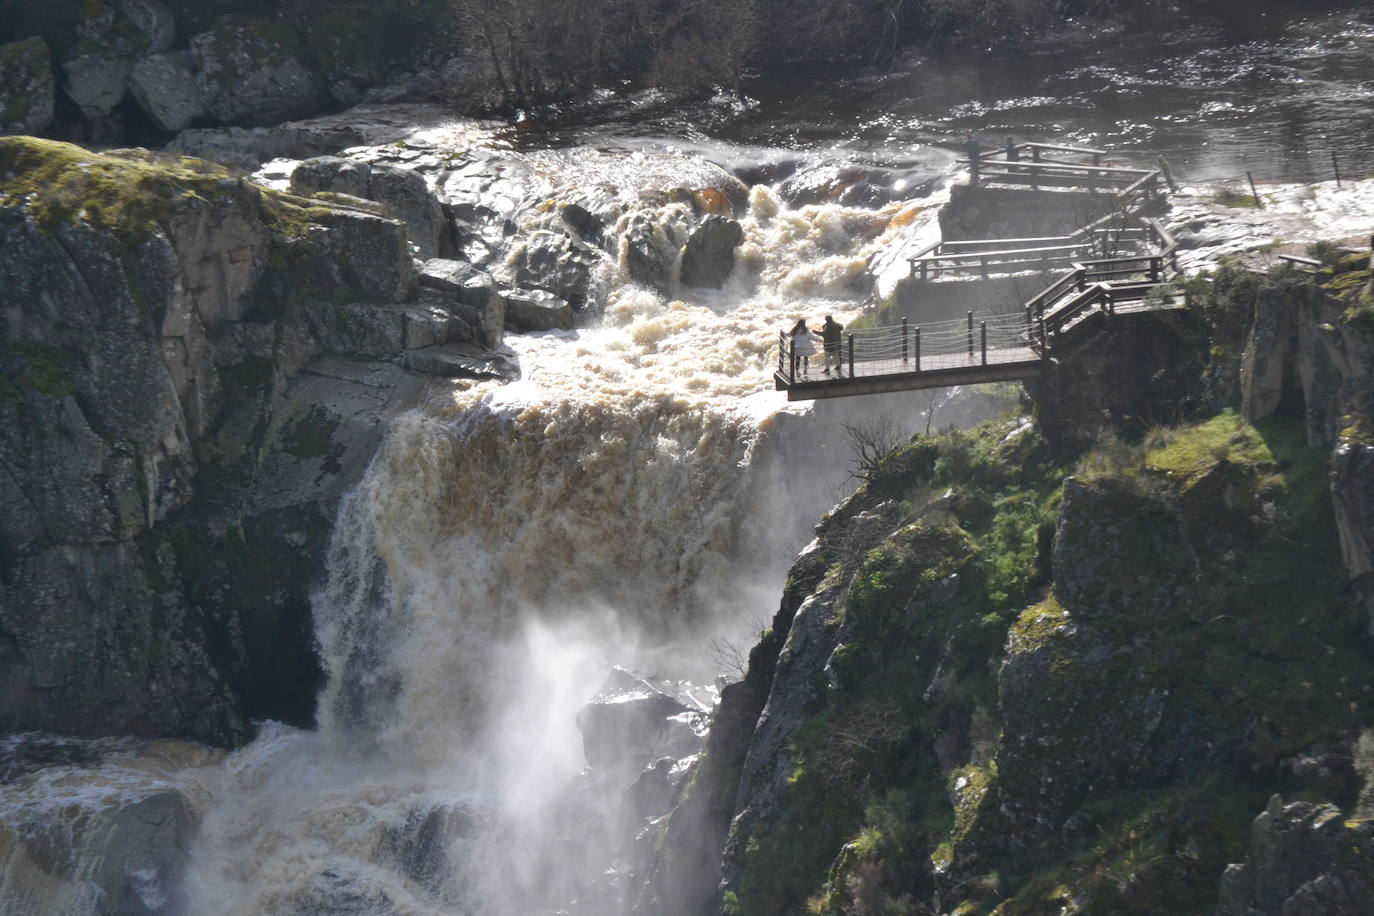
[0, 38, 56, 135]
[0, 769, 205, 914]
[1215, 796, 1374, 916]
[191, 16, 320, 127]
[678, 215, 744, 289]
[173, 102, 456, 170]
[621, 210, 690, 294]
[503, 287, 573, 333]
[576, 669, 701, 769]
[401, 342, 519, 381]
[506, 228, 599, 307]
[420, 259, 504, 347]
[130, 51, 208, 133]
[291, 155, 448, 257]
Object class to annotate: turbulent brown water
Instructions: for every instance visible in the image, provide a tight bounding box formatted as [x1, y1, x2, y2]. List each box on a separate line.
[3, 5, 1373, 914]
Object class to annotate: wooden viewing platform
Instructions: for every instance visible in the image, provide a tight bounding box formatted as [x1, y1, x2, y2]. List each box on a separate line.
[775, 216, 1182, 401]
[964, 142, 1167, 205]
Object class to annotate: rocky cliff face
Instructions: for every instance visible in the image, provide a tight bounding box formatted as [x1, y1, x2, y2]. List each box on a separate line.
[0, 137, 512, 745]
[631, 262, 1374, 915]
[0, 0, 467, 144]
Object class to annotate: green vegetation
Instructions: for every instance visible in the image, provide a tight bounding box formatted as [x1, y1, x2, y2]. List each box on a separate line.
[730, 391, 1372, 914]
[0, 137, 235, 244]
[1208, 185, 1261, 209]
[729, 415, 1072, 914]
[1316, 249, 1374, 330]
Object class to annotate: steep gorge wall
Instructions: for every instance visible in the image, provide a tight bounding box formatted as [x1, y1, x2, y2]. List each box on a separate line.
[634, 263, 1374, 915]
[0, 137, 504, 745]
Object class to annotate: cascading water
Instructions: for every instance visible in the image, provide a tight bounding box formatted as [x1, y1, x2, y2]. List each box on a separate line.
[174, 181, 946, 915]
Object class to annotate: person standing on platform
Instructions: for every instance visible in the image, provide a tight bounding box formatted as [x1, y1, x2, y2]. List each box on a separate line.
[820, 315, 844, 377]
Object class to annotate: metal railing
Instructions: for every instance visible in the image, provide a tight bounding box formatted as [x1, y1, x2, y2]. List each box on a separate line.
[776, 310, 1039, 385]
[963, 141, 1164, 205]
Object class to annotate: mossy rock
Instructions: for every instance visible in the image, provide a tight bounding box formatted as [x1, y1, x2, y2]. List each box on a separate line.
[0, 137, 237, 244]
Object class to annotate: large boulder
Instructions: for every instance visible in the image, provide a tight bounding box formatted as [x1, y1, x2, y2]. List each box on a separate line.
[503, 287, 573, 333]
[419, 258, 505, 347]
[120, 0, 177, 54]
[575, 669, 703, 770]
[291, 155, 448, 258]
[506, 227, 601, 307]
[621, 209, 691, 294]
[191, 16, 320, 127]
[58, 0, 175, 119]
[0, 38, 55, 136]
[0, 736, 222, 916]
[678, 215, 744, 289]
[130, 50, 208, 133]
[1216, 796, 1374, 916]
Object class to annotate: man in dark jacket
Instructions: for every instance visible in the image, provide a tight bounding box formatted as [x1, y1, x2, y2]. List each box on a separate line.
[820, 315, 843, 376]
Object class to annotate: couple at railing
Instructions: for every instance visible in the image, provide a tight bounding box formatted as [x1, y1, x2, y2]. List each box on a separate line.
[788, 316, 845, 378]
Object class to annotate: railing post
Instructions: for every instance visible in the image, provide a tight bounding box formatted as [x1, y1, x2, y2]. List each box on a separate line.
[1039, 316, 1048, 353]
[920, 260, 929, 281]
[847, 334, 855, 378]
[980, 321, 988, 365]
[902, 317, 909, 364]
[915, 327, 921, 371]
[967, 311, 974, 359]
[779, 331, 785, 377]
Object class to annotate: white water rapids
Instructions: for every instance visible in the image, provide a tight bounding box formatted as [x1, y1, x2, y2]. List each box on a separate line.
[0, 181, 949, 915]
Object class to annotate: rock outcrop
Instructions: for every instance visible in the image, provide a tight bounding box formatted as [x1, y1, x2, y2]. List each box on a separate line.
[0, 137, 513, 745]
[1216, 796, 1374, 916]
[290, 154, 450, 257]
[0, 38, 55, 136]
[190, 17, 320, 127]
[631, 253, 1374, 915]
[679, 215, 744, 289]
[129, 50, 208, 133]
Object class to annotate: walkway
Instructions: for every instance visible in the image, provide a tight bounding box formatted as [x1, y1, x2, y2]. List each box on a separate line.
[774, 190, 1182, 401]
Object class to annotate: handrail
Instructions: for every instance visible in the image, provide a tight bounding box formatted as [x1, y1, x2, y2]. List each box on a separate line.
[974, 159, 1155, 178]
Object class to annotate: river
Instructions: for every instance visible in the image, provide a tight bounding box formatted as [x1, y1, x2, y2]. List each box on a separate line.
[2, 4, 1373, 914]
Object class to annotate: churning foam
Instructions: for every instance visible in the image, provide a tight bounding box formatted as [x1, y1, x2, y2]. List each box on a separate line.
[183, 181, 943, 914]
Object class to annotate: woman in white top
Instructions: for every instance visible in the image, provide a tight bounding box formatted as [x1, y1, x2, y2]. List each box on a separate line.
[790, 318, 816, 377]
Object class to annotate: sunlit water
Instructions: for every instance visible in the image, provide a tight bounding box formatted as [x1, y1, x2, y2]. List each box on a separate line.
[4, 5, 1374, 912]
[514, 5, 1374, 187]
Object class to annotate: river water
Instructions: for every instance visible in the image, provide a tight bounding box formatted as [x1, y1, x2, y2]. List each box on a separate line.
[3, 4, 1373, 914]
[516, 4, 1374, 188]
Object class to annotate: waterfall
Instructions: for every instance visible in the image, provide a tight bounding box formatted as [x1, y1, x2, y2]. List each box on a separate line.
[2, 179, 945, 916]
